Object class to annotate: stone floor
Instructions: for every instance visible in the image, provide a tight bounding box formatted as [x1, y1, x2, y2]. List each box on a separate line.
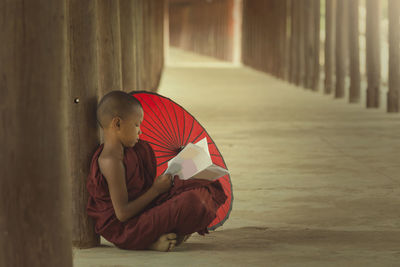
[73, 48, 400, 267]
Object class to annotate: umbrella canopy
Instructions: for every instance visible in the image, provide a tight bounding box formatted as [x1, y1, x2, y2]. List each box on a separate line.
[130, 90, 233, 231]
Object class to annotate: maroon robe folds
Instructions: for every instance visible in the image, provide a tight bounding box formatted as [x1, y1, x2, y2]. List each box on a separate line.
[86, 139, 228, 250]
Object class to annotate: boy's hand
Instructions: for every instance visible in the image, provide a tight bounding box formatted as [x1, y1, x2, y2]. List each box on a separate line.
[152, 174, 173, 195]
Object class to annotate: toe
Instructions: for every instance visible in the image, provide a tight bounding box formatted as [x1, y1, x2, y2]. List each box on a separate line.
[168, 243, 175, 251]
[184, 234, 191, 242]
[166, 233, 177, 240]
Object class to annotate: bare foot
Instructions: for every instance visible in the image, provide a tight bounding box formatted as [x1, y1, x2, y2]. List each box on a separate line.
[176, 234, 192, 246]
[148, 233, 177, 252]
[183, 234, 191, 242]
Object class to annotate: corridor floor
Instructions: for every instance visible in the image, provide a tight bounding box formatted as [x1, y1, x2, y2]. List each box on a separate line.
[74, 49, 400, 267]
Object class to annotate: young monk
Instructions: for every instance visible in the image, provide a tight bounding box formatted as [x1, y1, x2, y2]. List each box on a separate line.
[86, 90, 228, 252]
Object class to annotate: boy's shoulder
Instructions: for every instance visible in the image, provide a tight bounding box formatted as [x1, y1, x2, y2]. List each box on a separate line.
[98, 148, 124, 171]
[97, 150, 128, 184]
[98, 149, 124, 163]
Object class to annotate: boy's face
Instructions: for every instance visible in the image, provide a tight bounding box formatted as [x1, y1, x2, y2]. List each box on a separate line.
[117, 107, 144, 148]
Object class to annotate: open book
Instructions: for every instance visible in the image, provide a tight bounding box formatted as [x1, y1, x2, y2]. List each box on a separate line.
[163, 137, 229, 181]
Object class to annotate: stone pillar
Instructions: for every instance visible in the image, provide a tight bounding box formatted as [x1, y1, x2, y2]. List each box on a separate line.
[304, 0, 313, 89]
[278, 0, 288, 80]
[335, 0, 347, 98]
[68, 0, 101, 248]
[290, 0, 299, 84]
[133, 0, 165, 91]
[120, 0, 164, 92]
[120, 0, 137, 91]
[365, 0, 381, 108]
[324, 0, 336, 94]
[298, 0, 306, 87]
[97, 0, 123, 96]
[348, 0, 361, 103]
[387, 0, 400, 112]
[0, 1, 72, 266]
[312, 0, 321, 91]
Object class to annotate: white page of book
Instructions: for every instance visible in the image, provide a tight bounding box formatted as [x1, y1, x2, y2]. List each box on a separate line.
[164, 142, 212, 180]
[194, 137, 210, 157]
[192, 163, 229, 181]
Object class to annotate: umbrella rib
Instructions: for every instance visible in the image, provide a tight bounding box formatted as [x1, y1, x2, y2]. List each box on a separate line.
[147, 96, 179, 147]
[141, 126, 174, 148]
[142, 98, 176, 145]
[157, 158, 170, 167]
[145, 140, 174, 151]
[217, 198, 228, 215]
[159, 98, 181, 147]
[220, 180, 231, 194]
[142, 120, 175, 148]
[191, 129, 205, 144]
[153, 149, 177, 155]
[172, 102, 181, 146]
[142, 111, 175, 145]
[181, 107, 186, 146]
[217, 207, 226, 223]
[221, 202, 228, 217]
[156, 154, 176, 159]
[137, 95, 175, 144]
[152, 99, 176, 146]
[153, 149, 176, 155]
[214, 214, 222, 226]
[210, 209, 223, 228]
[184, 118, 195, 145]
[210, 154, 222, 157]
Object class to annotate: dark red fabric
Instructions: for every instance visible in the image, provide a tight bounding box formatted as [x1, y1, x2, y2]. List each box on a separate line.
[131, 91, 233, 231]
[86, 139, 228, 250]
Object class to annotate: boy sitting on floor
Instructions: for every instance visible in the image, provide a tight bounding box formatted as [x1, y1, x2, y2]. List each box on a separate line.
[86, 90, 227, 252]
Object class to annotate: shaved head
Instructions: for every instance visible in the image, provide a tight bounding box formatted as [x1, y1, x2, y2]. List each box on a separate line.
[97, 91, 142, 129]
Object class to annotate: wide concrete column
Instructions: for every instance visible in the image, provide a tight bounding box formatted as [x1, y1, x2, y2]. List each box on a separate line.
[348, 0, 361, 103]
[0, 1, 72, 266]
[68, 0, 101, 248]
[311, 0, 320, 91]
[289, 0, 299, 84]
[366, 0, 381, 108]
[387, 0, 400, 112]
[120, 0, 137, 91]
[120, 0, 164, 92]
[297, 0, 306, 87]
[97, 0, 123, 96]
[133, 0, 165, 91]
[324, 0, 336, 94]
[304, 0, 320, 91]
[335, 0, 347, 98]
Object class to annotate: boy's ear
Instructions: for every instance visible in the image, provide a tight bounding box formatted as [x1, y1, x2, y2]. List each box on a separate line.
[111, 116, 121, 129]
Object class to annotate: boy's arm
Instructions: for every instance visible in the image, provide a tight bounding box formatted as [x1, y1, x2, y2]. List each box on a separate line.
[98, 157, 160, 222]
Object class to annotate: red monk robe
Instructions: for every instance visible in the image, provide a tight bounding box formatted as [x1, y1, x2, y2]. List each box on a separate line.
[86, 139, 228, 250]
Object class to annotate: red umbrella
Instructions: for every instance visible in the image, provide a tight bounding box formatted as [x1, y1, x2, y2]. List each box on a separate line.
[130, 90, 233, 231]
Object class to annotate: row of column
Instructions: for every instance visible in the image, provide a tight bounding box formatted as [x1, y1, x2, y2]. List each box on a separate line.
[0, 0, 165, 266]
[169, 0, 235, 61]
[242, 0, 400, 112]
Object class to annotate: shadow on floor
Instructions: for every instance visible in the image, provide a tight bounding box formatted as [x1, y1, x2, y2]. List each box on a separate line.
[177, 226, 400, 253]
